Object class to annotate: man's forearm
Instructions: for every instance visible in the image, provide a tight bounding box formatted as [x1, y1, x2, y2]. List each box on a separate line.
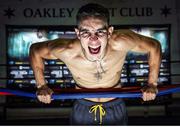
[148, 41, 162, 86]
[34, 66, 47, 88]
[148, 67, 159, 86]
[30, 45, 47, 88]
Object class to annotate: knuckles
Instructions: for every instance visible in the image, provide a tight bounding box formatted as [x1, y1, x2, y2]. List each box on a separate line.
[36, 85, 54, 104]
[141, 85, 158, 101]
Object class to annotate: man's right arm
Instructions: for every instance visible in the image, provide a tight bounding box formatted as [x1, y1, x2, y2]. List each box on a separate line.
[29, 40, 60, 104]
[29, 39, 75, 103]
[29, 41, 57, 88]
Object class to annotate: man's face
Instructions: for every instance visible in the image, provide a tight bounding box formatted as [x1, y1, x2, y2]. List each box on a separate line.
[75, 17, 114, 61]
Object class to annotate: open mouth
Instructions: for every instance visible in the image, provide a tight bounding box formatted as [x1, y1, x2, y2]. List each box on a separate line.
[88, 46, 101, 54]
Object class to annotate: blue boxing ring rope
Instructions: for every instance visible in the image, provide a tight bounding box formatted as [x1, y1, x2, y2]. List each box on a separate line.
[0, 85, 180, 99]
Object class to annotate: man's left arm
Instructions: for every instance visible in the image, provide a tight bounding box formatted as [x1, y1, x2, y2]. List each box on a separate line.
[129, 31, 162, 101]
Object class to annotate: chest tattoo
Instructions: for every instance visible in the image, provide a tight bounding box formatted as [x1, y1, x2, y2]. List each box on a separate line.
[94, 60, 106, 81]
[94, 71, 103, 80]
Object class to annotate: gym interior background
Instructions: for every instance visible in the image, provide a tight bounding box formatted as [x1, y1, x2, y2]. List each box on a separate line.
[0, 0, 180, 125]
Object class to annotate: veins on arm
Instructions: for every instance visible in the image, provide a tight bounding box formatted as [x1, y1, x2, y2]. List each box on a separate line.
[35, 66, 46, 87]
[29, 41, 57, 88]
[129, 31, 162, 85]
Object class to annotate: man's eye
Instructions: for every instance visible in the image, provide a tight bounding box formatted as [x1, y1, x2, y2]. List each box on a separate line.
[80, 31, 90, 36]
[96, 30, 107, 36]
[80, 31, 91, 38]
[98, 30, 104, 34]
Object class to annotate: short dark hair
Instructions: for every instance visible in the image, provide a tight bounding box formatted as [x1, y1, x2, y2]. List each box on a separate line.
[76, 3, 109, 26]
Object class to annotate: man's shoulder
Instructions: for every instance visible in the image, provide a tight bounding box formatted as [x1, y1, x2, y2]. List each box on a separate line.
[110, 29, 136, 51]
[48, 38, 80, 50]
[112, 29, 134, 37]
[47, 38, 81, 58]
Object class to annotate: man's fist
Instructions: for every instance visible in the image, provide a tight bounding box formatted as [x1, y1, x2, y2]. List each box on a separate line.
[36, 85, 54, 104]
[141, 85, 158, 101]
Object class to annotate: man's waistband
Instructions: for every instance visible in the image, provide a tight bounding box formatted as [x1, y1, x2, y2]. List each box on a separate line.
[76, 98, 124, 107]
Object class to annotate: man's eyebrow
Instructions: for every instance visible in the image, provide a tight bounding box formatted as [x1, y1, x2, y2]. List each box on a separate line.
[79, 26, 107, 32]
[79, 28, 89, 32]
[96, 26, 107, 31]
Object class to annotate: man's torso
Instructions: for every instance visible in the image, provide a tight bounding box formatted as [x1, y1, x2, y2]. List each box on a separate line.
[51, 34, 129, 102]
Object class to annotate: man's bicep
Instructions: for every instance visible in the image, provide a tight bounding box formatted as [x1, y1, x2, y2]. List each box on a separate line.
[30, 41, 58, 60]
[130, 33, 160, 54]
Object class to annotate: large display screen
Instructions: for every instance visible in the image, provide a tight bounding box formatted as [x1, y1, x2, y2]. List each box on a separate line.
[7, 26, 77, 90]
[6, 25, 170, 105]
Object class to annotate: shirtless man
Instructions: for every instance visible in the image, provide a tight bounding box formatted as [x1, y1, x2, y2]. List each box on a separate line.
[29, 3, 162, 125]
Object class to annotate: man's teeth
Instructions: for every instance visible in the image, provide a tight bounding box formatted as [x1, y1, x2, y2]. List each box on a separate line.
[89, 46, 100, 49]
[88, 46, 101, 54]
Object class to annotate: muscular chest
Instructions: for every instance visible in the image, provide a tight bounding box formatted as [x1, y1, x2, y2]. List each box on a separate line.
[65, 50, 127, 80]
